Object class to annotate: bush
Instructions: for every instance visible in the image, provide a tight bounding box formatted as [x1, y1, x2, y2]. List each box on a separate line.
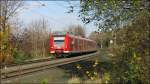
[13, 48, 32, 64]
[111, 11, 150, 83]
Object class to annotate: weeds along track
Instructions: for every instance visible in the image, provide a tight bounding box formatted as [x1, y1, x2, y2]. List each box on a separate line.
[2, 57, 53, 67]
[1, 52, 99, 82]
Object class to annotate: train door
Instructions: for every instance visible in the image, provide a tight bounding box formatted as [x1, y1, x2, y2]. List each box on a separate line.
[69, 37, 73, 51]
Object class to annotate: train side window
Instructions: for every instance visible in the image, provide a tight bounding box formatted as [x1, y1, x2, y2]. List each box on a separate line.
[74, 38, 78, 50]
[78, 39, 80, 49]
[70, 38, 73, 48]
[75, 39, 77, 46]
[72, 39, 75, 45]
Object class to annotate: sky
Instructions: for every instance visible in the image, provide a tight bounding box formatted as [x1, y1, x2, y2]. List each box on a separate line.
[18, 1, 97, 36]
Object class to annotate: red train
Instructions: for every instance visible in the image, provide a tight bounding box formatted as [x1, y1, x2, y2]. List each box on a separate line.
[49, 32, 97, 57]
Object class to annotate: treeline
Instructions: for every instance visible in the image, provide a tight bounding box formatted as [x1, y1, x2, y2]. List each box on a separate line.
[12, 18, 50, 63]
[0, 18, 50, 64]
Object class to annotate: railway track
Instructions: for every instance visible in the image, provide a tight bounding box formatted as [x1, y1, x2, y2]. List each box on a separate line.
[1, 52, 99, 83]
[2, 57, 53, 67]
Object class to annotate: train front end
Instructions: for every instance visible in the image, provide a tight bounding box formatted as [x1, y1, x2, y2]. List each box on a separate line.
[49, 33, 70, 57]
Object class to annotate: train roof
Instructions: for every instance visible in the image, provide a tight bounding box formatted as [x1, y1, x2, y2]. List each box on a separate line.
[52, 31, 73, 36]
[69, 34, 95, 42]
[52, 32, 65, 36]
[51, 32, 96, 43]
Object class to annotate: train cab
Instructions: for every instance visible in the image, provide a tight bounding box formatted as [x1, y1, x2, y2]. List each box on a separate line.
[49, 32, 70, 55]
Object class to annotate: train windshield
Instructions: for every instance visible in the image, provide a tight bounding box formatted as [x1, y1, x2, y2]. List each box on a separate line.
[54, 37, 65, 46]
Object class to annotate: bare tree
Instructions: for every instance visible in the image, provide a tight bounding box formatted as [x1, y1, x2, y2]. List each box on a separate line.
[68, 24, 86, 37]
[0, 0, 24, 31]
[89, 31, 112, 48]
[89, 31, 101, 47]
[27, 18, 50, 58]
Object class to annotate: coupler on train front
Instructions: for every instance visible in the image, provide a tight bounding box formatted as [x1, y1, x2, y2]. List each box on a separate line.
[52, 50, 70, 58]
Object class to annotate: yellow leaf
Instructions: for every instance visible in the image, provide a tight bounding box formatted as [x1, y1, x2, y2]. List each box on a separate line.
[133, 52, 137, 58]
[103, 73, 110, 81]
[86, 71, 89, 74]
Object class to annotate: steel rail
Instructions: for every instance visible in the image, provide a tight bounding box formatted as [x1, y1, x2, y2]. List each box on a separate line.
[1, 52, 99, 82]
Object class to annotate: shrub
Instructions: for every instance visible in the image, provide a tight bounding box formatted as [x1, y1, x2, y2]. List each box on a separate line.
[13, 48, 32, 64]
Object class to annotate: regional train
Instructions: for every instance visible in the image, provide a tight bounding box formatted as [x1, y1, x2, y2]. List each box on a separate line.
[49, 32, 97, 58]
